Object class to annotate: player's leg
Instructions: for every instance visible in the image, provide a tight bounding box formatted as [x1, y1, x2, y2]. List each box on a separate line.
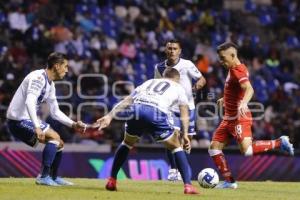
[36, 127, 64, 186]
[185, 109, 196, 180]
[163, 132, 199, 194]
[106, 132, 140, 191]
[237, 123, 294, 156]
[166, 112, 180, 181]
[167, 110, 195, 181]
[166, 129, 179, 178]
[209, 121, 237, 189]
[6, 119, 59, 186]
[49, 138, 74, 186]
[50, 139, 63, 180]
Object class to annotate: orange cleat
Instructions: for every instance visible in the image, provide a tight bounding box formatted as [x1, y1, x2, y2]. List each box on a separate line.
[184, 184, 199, 195]
[105, 177, 117, 191]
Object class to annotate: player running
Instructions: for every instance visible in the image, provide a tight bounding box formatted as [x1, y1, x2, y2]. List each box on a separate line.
[154, 39, 206, 181]
[209, 42, 294, 189]
[95, 68, 199, 194]
[6, 52, 87, 186]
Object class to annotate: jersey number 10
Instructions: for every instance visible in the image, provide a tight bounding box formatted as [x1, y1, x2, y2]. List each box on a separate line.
[146, 80, 170, 95]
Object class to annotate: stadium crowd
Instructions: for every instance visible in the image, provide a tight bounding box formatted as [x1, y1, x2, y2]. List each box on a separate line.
[0, 0, 299, 148]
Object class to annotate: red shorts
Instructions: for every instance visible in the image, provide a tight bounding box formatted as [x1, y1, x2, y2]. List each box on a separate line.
[212, 120, 252, 143]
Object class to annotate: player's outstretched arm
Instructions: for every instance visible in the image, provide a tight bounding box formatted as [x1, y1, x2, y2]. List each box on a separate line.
[95, 115, 113, 130]
[94, 96, 134, 130]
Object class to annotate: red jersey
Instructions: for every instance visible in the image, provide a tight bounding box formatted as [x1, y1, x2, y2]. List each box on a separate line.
[223, 64, 252, 121]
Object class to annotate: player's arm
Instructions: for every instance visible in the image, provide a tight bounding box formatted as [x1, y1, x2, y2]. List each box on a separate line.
[217, 97, 224, 107]
[47, 86, 86, 133]
[179, 104, 189, 135]
[179, 104, 191, 152]
[25, 93, 45, 141]
[96, 95, 133, 130]
[188, 61, 206, 90]
[239, 81, 254, 117]
[177, 85, 190, 151]
[25, 76, 46, 141]
[194, 76, 206, 90]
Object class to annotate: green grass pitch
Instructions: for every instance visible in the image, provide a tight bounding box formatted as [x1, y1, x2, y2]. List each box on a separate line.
[1, 178, 300, 200]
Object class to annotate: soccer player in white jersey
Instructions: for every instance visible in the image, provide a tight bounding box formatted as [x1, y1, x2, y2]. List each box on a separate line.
[95, 68, 199, 195]
[154, 39, 206, 181]
[6, 52, 87, 186]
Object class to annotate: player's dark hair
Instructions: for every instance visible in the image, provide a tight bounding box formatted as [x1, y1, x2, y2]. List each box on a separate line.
[166, 39, 181, 48]
[47, 52, 67, 69]
[163, 68, 180, 79]
[217, 42, 238, 54]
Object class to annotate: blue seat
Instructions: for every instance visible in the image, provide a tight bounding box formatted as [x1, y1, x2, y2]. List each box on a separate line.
[286, 36, 299, 48]
[244, 0, 257, 13]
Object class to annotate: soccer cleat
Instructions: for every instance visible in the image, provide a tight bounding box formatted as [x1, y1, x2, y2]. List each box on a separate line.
[167, 169, 182, 181]
[53, 177, 74, 186]
[105, 177, 117, 191]
[36, 175, 60, 186]
[280, 136, 294, 156]
[215, 181, 238, 189]
[184, 184, 199, 195]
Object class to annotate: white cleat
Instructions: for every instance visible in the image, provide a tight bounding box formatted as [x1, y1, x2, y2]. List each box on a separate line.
[53, 177, 74, 186]
[167, 169, 182, 181]
[215, 181, 238, 189]
[280, 136, 294, 156]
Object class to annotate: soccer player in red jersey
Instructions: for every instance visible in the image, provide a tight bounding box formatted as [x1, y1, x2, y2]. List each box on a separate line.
[209, 42, 294, 189]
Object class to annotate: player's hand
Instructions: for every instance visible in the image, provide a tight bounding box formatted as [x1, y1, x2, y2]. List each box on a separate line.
[217, 98, 224, 107]
[95, 115, 113, 130]
[72, 121, 88, 134]
[182, 134, 191, 153]
[35, 127, 45, 142]
[238, 101, 249, 118]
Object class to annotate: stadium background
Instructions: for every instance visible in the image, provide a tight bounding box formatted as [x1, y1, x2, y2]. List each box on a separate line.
[0, 0, 299, 180]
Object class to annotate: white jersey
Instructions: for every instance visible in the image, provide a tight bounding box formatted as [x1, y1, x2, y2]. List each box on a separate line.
[131, 79, 188, 114]
[6, 69, 73, 127]
[154, 58, 202, 111]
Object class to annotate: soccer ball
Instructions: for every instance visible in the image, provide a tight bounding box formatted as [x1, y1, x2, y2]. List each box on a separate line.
[197, 168, 219, 188]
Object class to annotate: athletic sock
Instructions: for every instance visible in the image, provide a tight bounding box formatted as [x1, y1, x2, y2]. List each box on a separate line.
[111, 143, 131, 179]
[211, 153, 235, 183]
[173, 148, 191, 184]
[252, 140, 281, 154]
[51, 150, 62, 179]
[41, 142, 57, 178]
[185, 151, 192, 179]
[166, 149, 177, 169]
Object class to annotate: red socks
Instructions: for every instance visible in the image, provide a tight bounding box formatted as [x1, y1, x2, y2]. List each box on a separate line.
[252, 140, 280, 154]
[211, 153, 235, 183]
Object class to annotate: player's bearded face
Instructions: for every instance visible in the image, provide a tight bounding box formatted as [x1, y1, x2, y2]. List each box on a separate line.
[54, 60, 68, 80]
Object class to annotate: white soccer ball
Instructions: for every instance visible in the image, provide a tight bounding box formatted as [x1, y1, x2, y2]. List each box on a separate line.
[197, 168, 219, 188]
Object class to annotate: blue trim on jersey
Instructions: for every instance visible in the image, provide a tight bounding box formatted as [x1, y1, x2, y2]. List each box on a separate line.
[7, 119, 50, 147]
[156, 58, 182, 76]
[166, 58, 181, 67]
[125, 104, 174, 142]
[44, 70, 51, 84]
[156, 61, 166, 77]
[37, 72, 48, 104]
[173, 109, 196, 135]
